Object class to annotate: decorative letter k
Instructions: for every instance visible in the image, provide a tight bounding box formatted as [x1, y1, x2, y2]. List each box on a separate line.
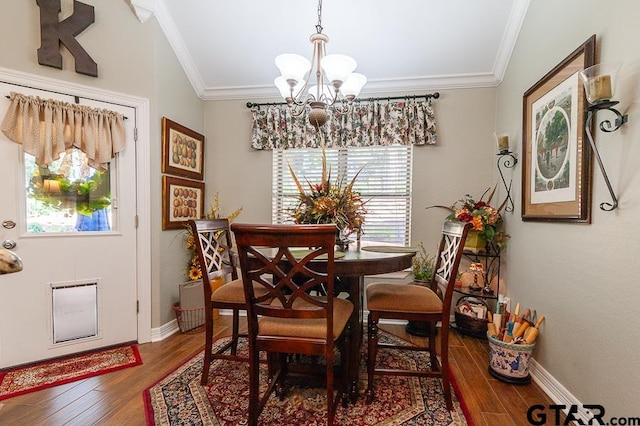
[37, 0, 98, 77]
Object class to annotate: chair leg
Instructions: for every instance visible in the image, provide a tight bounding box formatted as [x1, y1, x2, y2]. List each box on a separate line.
[200, 311, 214, 385]
[230, 309, 240, 355]
[428, 321, 439, 370]
[247, 343, 260, 426]
[365, 313, 379, 404]
[439, 325, 453, 411]
[326, 347, 335, 426]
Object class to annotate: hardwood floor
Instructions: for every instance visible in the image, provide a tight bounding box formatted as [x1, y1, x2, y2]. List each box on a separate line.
[0, 316, 553, 425]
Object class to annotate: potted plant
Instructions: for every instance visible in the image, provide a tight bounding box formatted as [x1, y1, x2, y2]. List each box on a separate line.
[406, 242, 437, 336]
[412, 242, 435, 283]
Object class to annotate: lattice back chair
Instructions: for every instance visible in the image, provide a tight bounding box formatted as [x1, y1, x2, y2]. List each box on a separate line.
[231, 223, 354, 426]
[188, 219, 265, 385]
[365, 220, 472, 410]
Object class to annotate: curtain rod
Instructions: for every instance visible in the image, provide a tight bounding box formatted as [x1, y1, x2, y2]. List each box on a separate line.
[2, 80, 130, 120]
[246, 92, 440, 109]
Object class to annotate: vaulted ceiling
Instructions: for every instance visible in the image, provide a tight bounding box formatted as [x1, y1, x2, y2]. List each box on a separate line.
[129, 0, 529, 100]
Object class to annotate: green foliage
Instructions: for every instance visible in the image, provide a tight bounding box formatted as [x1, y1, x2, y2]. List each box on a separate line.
[28, 171, 111, 216]
[412, 242, 435, 282]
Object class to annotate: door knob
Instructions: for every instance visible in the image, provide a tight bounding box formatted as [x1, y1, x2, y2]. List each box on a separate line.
[2, 220, 16, 229]
[2, 240, 17, 249]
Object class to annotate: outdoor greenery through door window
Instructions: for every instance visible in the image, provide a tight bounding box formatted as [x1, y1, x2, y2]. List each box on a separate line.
[273, 146, 413, 245]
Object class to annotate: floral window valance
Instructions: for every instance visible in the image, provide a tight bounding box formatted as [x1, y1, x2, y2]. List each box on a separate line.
[250, 98, 437, 150]
[1, 92, 126, 170]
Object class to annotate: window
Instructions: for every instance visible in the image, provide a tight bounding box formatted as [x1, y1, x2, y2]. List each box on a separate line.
[272, 146, 413, 245]
[24, 149, 113, 233]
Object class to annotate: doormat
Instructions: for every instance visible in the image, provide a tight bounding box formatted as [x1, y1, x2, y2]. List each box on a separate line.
[0, 344, 142, 400]
[144, 332, 472, 425]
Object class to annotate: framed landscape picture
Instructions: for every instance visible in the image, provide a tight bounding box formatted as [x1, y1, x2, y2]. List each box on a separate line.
[161, 117, 205, 181]
[162, 176, 205, 230]
[521, 35, 595, 223]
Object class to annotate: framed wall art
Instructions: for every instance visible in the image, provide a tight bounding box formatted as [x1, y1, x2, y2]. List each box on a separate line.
[521, 35, 595, 223]
[162, 117, 205, 181]
[162, 176, 205, 230]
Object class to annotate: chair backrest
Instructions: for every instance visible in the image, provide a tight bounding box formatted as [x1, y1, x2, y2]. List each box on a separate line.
[231, 223, 337, 337]
[187, 219, 238, 304]
[431, 220, 472, 322]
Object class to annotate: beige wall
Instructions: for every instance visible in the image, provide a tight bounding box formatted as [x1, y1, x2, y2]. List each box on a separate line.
[497, 0, 640, 416]
[204, 88, 499, 254]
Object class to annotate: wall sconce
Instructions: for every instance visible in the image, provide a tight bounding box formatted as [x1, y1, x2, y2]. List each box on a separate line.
[579, 62, 629, 211]
[494, 132, 518, 213]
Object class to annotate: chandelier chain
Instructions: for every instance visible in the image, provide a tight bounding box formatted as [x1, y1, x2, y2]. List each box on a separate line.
[316, 0, 323, 34]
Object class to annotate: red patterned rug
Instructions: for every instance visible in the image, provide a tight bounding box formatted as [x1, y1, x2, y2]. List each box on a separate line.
[0, 344, 142, 400]
[144, 332, 471, 425]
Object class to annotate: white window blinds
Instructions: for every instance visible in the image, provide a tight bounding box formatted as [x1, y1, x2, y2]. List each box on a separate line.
[273, 146, 413, 245]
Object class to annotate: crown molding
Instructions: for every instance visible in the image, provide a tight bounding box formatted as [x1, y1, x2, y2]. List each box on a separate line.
[198, 73, 501, 101]
[130, 0, 156, 23]
[492, 0, 531, 84]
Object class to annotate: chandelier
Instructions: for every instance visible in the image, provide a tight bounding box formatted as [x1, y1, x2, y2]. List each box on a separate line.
[274, 0, 367, 129]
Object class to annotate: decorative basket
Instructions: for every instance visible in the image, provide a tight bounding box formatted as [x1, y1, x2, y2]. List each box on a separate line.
[487, 332, 536, 384]
[454, 296, 488, 337]
[173, 303, 205, 334]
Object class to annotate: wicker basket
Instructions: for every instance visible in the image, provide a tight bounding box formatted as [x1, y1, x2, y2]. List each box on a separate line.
[173, 302, 205, 333]
[454, 296, 488, 337]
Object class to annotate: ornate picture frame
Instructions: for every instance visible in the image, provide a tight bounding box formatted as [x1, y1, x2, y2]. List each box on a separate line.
[162, 176, 205, 230]
[161, 117, 205, 181]
[521, 35, 596, 223]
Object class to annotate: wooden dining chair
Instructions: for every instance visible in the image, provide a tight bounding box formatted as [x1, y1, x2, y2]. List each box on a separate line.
[231, 223, 354, 426]
[365, 220, 472, 410]
[188, 219, 269, 385]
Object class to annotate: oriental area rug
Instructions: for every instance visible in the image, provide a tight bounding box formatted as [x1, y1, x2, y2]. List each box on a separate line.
[0, 344, 142, 400]
[144, 332, 471, 425]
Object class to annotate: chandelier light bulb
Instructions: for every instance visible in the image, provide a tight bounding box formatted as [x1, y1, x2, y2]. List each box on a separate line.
[275, 54, 311, 85]
[321, 54, 357, 88]
[339, 73, 367, 99]
[275, 77, 305, 100]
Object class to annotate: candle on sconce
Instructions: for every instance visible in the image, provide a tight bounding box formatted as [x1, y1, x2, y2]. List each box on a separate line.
[495, 132, 510, 154]
[588, 74, 612, 103]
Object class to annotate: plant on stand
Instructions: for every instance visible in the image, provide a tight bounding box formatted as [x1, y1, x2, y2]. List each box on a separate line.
[406, 242, 437, 337]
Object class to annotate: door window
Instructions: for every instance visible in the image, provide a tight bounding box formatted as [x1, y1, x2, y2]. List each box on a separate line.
[25, 149, 113, 233]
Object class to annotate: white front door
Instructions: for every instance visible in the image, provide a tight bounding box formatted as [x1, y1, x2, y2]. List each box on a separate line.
[0, 81, 139, 367]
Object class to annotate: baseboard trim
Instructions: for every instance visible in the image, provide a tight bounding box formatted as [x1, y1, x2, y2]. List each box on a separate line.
[151, 318, 180, 342]
[529, 359, 590, 423]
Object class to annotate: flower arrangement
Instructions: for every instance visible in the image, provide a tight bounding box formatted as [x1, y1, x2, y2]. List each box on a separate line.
[428, 186, 509, 250]
[184, 193, 242, 281]
[287, 149, 367, 237]
[447, 187, 509, 248]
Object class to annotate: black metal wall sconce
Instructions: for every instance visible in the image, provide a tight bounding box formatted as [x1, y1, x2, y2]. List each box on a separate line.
[579, 62, 629, 211]
[495, 132, 518, 213]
